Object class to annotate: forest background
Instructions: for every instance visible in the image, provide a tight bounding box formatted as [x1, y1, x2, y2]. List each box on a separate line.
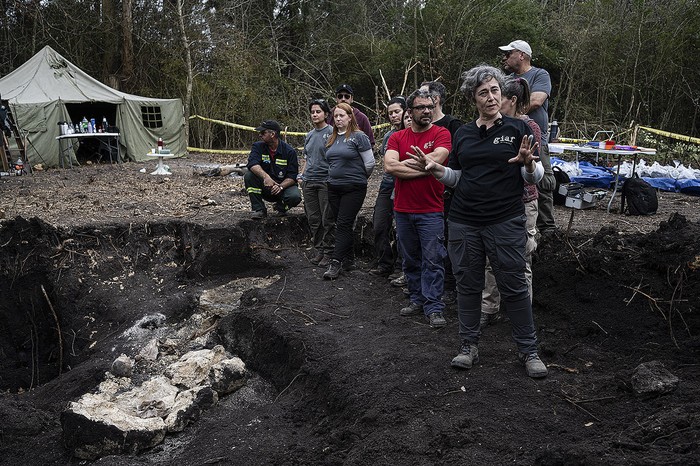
[2, 0, 699, 157]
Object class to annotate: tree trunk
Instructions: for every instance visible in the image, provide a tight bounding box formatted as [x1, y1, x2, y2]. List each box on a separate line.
[121, 0, 134, 91]
[175, 0, 192, 148]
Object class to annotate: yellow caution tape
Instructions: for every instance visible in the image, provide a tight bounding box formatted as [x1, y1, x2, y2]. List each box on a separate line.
[189, 114, 390, 136]
[187, 146, 250, 155]
[557, 137, 587, 143]
[638, 126, 700, 145]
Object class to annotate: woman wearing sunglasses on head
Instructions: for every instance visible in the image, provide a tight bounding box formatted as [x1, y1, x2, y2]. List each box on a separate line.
[322, 103, 375, 280]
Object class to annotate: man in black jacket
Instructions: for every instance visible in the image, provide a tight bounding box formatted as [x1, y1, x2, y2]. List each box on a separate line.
[244, 120, 301, 219]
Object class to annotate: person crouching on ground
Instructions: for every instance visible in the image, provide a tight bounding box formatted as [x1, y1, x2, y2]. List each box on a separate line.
[384, 89, 452, 329]
[411, 65, 548, 378]
[299, 99, 335, 267]
[322, 103, 375, 279]
[244, 120, 301, 219]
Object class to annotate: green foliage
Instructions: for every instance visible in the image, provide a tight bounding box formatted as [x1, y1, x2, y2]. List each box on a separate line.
[637, 131, 700, 167]
[1, 0, 699, 150]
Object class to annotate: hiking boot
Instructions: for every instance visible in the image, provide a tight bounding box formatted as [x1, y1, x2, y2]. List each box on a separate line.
[323, 259, 342, 280]
[251, 210, 267, 219]
[399, 302, 423, 316]
[428, 312, 447, 328]
[442, 290, 457, 305]
[310, 252, 324, 265]
[342, 259, 357, 272]
[369, 266, 392, 277]
[388, 271, 402, 280]
[390, 273, 406, 287]
[317, 254, 332, 267]
[519, 352, 548, 378]
[480, 312, 503, 328]
[274, 203, 287, 216]
[451, 342, 479, 369]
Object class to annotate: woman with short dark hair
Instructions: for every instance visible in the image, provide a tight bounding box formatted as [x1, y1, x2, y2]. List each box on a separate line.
[300, 99, 335, 267]
[412, 65, 547, 378]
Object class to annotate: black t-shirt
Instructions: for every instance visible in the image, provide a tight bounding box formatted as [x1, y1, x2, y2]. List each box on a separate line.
[448, 116, 532, 226]
[434, 114, 463, 137]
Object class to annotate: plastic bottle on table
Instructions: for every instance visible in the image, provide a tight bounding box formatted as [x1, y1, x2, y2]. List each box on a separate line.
[157, 137, 164, 153]
[549, 120, 559, 143]
[102, 117, 108, 132]
[90, 118, 96, 133]
[81, 117, 88, 133]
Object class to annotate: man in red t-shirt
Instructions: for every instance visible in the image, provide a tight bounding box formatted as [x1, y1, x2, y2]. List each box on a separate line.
[384, 90, 452, 328]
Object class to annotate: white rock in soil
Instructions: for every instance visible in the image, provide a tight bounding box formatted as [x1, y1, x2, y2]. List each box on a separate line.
[164, 385, 218, 432]
[209, 357, 248, 395]
[113, 376, 179, 417]
[138, 338, 159, 361]
[165, 345, 227, 389]
[62, 393, 167, 460]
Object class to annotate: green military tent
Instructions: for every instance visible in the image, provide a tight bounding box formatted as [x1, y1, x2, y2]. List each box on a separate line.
[0, 45, 185, 167]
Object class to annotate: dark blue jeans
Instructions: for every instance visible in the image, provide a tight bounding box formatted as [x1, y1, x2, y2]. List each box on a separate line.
[395, 211, 446, 316]
[448, 215, 537, 354]
[328, 183, 367, 262]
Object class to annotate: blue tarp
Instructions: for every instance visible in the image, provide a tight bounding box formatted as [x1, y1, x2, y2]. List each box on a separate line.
[551, 157, 700, 195]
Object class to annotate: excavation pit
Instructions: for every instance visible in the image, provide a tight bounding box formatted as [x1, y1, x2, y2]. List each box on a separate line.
[1, 182, 700, 463]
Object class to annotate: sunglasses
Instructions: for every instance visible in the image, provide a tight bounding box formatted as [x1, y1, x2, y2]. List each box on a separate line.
[336, 93, 352, 100]
[411, 105, 435, 111]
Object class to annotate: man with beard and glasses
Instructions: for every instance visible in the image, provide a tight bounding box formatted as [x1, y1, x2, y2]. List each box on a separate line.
[384, 89, 451, 329]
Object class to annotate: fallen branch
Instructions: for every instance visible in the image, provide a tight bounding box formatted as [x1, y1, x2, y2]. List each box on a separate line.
[591, 320, 609, 335]
[41, 285, 63, 375]
[547, 363, 580, 374]
[279, 305, 317, 324]
[561, 395, 602, 422]
[564, 236, 586, 273]
[274, 372, 305, 402]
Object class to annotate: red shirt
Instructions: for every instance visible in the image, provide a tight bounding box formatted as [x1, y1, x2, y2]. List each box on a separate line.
[387, 125, 452, 213]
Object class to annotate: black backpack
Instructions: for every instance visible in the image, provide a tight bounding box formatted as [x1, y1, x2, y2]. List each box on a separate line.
[621, 175, 658, 215]
[552, 165, 570, 206]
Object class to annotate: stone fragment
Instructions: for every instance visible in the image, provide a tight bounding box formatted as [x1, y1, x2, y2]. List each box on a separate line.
[62, 393, 166, 460]
[631, 361, 679, 395]
[114, 376, 179, 418]
[164, 385, 218, 432]
[165, 345, 227, 389]
[138, 338, 159, 361]
[111, 354, 134, 378]
[209, 357, 248, 395]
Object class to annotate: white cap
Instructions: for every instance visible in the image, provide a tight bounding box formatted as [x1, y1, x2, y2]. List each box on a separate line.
[498, 40, 533, 57]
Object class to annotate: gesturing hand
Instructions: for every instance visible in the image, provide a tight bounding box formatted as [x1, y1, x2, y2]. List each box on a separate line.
[408, 145, 438, 171]
[508, 135, 540, 171]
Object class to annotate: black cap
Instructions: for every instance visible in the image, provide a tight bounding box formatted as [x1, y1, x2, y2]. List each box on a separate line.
[335, 84, 354, 95]
[255, 120, 281, 133]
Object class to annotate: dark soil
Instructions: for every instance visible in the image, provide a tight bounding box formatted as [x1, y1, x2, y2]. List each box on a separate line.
[1, 155, 699, 465]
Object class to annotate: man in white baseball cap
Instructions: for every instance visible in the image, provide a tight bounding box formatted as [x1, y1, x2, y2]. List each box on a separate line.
[498, 40, 533, 57]
[498, 39, 556, 234]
